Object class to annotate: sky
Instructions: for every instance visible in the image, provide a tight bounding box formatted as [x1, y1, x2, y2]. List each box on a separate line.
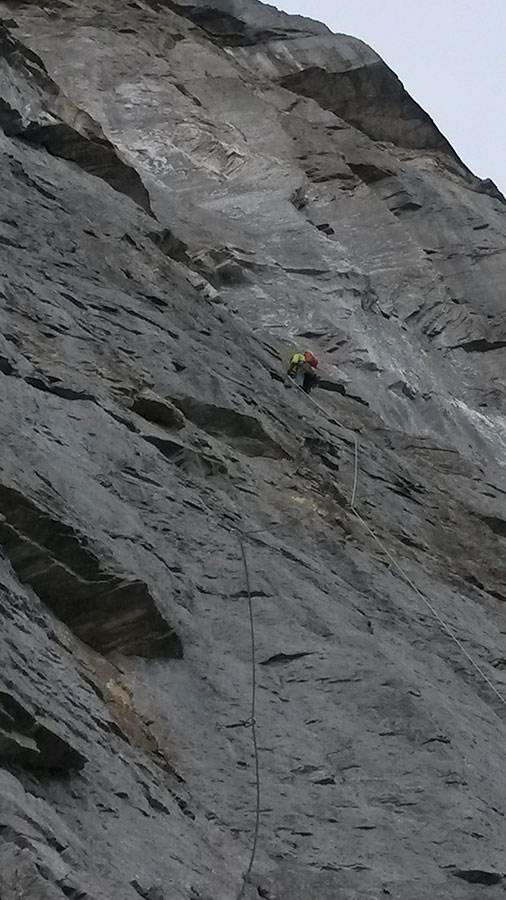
[278, 0, 506, 194]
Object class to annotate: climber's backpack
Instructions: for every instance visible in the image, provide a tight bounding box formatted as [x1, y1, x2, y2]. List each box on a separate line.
[304, 351, 318, 368]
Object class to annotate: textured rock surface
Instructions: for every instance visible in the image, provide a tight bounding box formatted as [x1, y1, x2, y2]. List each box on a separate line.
[0, 1, 505, 898]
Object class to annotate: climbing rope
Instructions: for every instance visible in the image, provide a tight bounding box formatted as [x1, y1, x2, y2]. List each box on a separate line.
[236, 534, 261, 900]
[292, 379, 506, 711]
[292, 381, 358, 507]
[233, 374, 505, 896]
[348, 506, 506, 710]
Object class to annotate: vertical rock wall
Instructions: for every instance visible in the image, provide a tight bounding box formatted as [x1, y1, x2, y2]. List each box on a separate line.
[0, 2, 505, 898]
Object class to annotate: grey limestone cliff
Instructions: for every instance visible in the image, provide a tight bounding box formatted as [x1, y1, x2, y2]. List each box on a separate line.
[0, 1, 505, 898]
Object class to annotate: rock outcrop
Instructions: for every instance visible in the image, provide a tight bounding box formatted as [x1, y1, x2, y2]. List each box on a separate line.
[0, 1, 505, 899]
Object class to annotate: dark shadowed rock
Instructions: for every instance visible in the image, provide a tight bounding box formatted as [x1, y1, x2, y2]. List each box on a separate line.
[453, 869, 503, 886]
[0, 22, 153, 214]
[280, 61, 464, 158]
[0, 485, 182, 658]
[21, 120, 154, 215]
[171, 396, 290, 458]
[133, 389, 186, 430]
[0, 690, 86, 771]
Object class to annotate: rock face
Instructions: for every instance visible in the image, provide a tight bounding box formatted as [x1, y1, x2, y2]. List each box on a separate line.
[0, 2, 505, 899]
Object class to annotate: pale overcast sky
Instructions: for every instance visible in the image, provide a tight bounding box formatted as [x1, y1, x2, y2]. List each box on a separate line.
[278, 0, 506, 194]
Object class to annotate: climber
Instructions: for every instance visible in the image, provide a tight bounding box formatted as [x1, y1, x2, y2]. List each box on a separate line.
[287, 350, 319, 394]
